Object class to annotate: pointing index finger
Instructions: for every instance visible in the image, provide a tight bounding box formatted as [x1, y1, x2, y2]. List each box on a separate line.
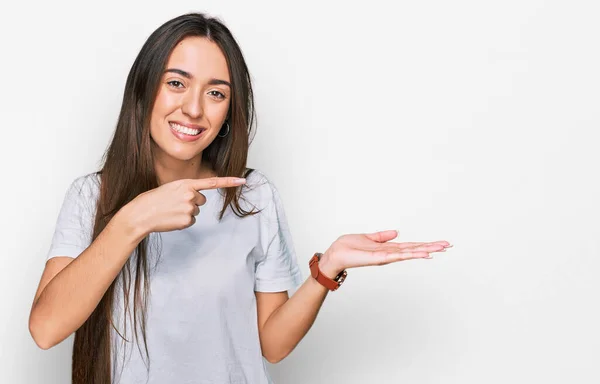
[190, 177, 246, 191]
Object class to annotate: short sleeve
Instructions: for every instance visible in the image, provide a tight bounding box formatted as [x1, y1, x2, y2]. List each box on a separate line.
[45, 174, 99, 261]
[254, 180, 304, 292]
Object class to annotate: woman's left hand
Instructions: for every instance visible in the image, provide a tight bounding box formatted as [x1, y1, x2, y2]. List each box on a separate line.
[318, 230, 452, 278]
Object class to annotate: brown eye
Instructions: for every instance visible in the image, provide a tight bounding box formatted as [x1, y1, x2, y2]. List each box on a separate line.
[208, 90, 225, 99]
[167, 80, 184, 88]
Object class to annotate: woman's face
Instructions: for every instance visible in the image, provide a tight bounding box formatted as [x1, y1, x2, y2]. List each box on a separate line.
[149, 36, 231, 164]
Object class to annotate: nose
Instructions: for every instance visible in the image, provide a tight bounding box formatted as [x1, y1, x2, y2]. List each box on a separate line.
[181, 91, 204, 119]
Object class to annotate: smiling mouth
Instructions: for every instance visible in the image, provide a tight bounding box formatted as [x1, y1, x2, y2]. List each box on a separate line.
[169, 122, 206, 136]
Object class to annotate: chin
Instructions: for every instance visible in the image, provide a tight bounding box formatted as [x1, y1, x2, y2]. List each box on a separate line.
[167, 147, 204, 162]
[151, 140, 202, 162]
[150, 125, 214, 162]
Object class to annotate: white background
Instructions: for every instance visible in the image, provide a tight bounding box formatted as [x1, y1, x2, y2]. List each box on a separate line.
[1, 1, 599, 383]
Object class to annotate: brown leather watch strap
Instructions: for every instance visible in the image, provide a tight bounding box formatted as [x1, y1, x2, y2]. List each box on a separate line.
[309, 253, 347, 291]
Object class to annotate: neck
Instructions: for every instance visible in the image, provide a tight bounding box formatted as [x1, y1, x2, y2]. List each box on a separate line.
[153, 150, 217, 185]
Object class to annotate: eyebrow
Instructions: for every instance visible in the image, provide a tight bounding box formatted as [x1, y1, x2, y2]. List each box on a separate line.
[164, 68, 231, 87]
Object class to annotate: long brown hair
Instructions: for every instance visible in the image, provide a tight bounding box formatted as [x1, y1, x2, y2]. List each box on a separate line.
[72, 13, 258, 383]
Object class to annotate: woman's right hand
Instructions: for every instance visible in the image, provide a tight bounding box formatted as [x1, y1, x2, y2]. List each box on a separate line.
[123, 176, 246, 236]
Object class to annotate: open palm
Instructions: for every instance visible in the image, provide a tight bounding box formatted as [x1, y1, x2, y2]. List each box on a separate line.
[321, 230, 451, 275]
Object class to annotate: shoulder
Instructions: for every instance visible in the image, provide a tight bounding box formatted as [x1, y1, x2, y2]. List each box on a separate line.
[63, 172, 101, 207]
[68, 172, 101, 195]
[241, 168, 284, 208]
[244, 168, 270, 188]
[70, 172, 101, 190]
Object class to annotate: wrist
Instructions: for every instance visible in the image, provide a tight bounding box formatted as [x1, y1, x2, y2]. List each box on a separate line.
[114, 202, 149, 243]
[317, 251, 344, 279]
[309, 251, 348, 292]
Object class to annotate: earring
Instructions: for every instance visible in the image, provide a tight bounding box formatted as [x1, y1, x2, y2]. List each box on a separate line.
[218, 121, 230, 137]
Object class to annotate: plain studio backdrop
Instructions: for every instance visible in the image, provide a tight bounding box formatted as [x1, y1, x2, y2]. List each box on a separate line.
[1, 1, 599, 383]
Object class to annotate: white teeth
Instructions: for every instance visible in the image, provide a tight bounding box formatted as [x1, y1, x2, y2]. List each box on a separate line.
[170, 123, 202, 136]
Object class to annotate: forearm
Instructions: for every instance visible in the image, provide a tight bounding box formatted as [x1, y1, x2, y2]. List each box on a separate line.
[259, 276, 327, 362]
[260, 260, 341, 363]
[29, 208, 146, 349]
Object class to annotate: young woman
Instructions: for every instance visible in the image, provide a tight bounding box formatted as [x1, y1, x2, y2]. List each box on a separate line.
[28, 12, 451, 384]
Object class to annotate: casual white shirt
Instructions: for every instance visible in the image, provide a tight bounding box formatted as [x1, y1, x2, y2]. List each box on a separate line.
[45, 169, 304, 383]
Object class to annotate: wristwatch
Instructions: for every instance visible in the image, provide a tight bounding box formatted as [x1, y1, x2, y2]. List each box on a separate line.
[309, 252, 347, 291]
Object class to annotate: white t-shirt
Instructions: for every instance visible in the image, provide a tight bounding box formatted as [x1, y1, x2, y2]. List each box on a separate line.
[45, 169, 304, 384]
